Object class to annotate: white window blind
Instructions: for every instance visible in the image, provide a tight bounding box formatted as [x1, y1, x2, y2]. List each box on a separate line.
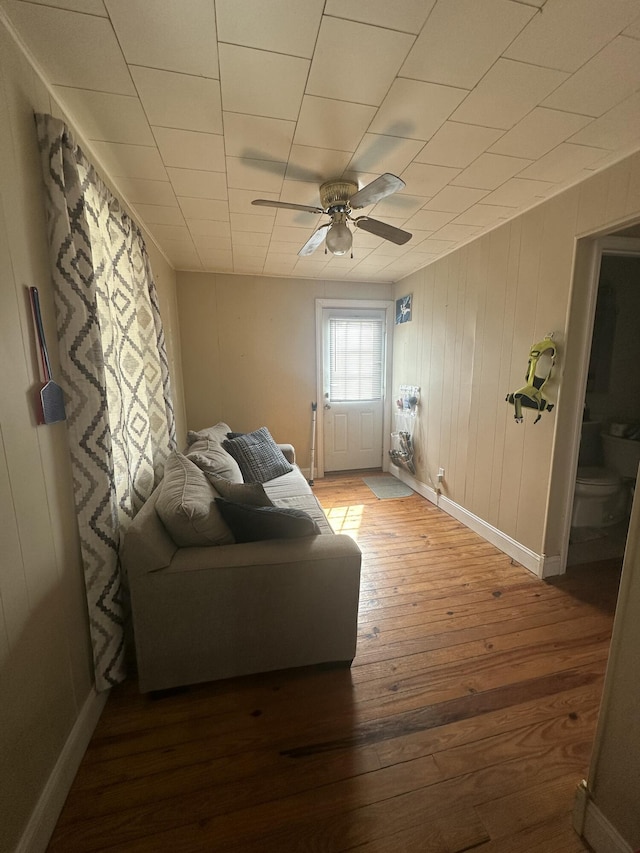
[328, 317, 384, 402]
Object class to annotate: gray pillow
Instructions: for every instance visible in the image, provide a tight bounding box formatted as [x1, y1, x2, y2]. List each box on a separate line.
[155, 452, 233, 546]
[215, 498, 320, 543]
[203, 475, 273, 507]
[186, 438, 243, 483]
[222, 427, 293, 483]
[186, 422, 232, 446]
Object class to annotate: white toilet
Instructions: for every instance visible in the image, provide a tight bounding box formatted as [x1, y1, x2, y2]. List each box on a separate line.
[571, 422, 639, 528]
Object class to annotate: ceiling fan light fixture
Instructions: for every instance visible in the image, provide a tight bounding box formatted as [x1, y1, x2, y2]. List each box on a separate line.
[326, 220, 352, 256]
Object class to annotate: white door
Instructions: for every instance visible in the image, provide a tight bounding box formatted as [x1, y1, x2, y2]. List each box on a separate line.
[323, 310, 385, 472]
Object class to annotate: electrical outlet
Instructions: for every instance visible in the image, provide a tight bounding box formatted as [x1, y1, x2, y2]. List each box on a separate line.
[438, 467, 445, 481]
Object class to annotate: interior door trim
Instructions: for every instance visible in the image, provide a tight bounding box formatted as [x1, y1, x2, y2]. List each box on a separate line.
[315, 298, 394, 479]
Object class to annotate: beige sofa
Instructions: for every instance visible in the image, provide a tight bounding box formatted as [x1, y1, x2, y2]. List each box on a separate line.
[121, 424, 362, 692]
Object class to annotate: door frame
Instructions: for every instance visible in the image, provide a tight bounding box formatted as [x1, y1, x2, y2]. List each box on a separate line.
[548, 236, 640, 575]
[315, 298, 394, 479]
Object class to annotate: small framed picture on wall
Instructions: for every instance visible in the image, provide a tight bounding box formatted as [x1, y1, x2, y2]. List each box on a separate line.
[396, 294, 412, 324]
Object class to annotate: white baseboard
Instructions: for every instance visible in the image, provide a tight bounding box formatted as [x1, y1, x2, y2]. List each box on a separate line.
[16, 686, 108, 853]
[389, 464, 558, 578]
[573, 783, 634, 853]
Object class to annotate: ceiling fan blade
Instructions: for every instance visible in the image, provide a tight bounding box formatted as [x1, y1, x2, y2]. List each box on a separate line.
[349, 173, 406, 209]
[252, 199, 324, 214]
[354, 216, 412, 245]
[298, 223, 330, 256]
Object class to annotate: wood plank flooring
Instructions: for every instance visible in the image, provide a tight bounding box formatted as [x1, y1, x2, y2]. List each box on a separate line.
[47, 472, 622, 852]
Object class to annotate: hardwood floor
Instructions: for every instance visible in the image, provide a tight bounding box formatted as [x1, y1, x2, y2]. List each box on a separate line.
[47, 473, 622, 852]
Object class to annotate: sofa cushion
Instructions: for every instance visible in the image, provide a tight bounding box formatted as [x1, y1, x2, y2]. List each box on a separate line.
[222, 427, 293, 483]
[156, 452, 234, 547]
[204, 475, 273, 507]
[186, 438, 243, 484]
[215, 498, 321, 543]
[186, 422, 232, 446]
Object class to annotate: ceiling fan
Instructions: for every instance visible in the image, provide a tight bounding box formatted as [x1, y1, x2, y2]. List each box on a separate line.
[251, 173, 412, 257]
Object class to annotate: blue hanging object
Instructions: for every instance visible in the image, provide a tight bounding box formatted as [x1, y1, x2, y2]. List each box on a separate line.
[506, 335, 556, 424]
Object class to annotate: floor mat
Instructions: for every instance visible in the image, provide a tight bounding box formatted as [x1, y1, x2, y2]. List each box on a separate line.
[362, 475, 414, 499]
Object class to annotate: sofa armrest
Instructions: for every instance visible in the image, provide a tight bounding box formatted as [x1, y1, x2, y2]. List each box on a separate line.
[278, 443, 296, 464]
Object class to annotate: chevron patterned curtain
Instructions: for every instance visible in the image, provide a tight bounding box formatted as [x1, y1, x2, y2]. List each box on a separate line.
[36, 114, 176, 690]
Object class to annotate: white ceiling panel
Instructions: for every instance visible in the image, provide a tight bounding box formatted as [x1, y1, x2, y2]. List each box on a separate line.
[5, 0, 640, 280]
[306, 17, 414, 106]
[451, 59, 568, 130]
[329, 0, 435, 33]
[153, 127, 225, 173]
[489, 107, 592, 160]
[542, 36, 640, 118]
[54, 87, 154, 145]
[166, 168, 227, 200]
[219, 44, 308, 121]
[294, 96, 376, 152]
[216, 0, 324, 58]
[415, 122, 504, 170]
[4, 1, 134, 93]
[131, 67, 222, 135]
[224, 113, 295, 163]
[452, 153, 532, 190]
[370, 79, 467, 141]
[104, 0, 218, 77]
[400, 0, 535, 89]
[504, 0, 640, 73]
[91, 141, 167, 180]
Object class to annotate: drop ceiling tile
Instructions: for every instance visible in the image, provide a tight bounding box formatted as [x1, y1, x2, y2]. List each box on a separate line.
[504, 0, 640, 73]
[452, 153, 532, 190]
[162, 241, 202, 268]
[424, 186, 489, 213]
[400, 162, 461, 197]
[400, 0, 535, 89]
[187, 219, 231, 238]
[153, 127, 225, 172]
[403, 209, 456, 231]
[481, 177, 555, 207]
[489, 107, 592, 159]
[131, 67, 222, 134]
[167, 168, 228, 200]
[294, 96, 376, 152]
[114, 177, 178, 207]
[454, 204, 514, 227]
[219, 44, 308, 121]
[569, 92, 640, 150]
[33, 0, 107, 14]
[306, 17, 414, 106]
[178, 197, 229, 221]
[232, 231, 271, 247]
[224, 113, 295, 163]
[147, 223, 191, 243]
[432, 223, 481, 242]
[228, 189, 279, 216]
[518, 143, 608, 182]
[226, 157, 286, 193]
[104, 0, 218, 76]
[415, 238, 456, 254]
[348, 134, 424, 176]
[623, 17, 640, 38]
[324, 0, 435, 33]
[54, 87, 154, 145]
[132, 204, 185, 226]
[263, 257, 298, 275]
[216, 0, 324, 58]
[274, 209, 321, 229]
[268, 241, 302, 256]
[4, 2, 134, 93]
[415, 122, 503, 168]
[271, 225, 317, 244]
[192, 234, 232, 251]
[452, 60, 568, 130]
[232, 244, 268, 260]
[371, 194, 427, 219]
[91, 141, 167, 180]
[542, 36, 640, 118]
[230, 213, 275, 234]
[278, 180, 323, 206]
[370, 79, 467, 141]
[286, 145, 353, 183]
[199, 251, 234, 270]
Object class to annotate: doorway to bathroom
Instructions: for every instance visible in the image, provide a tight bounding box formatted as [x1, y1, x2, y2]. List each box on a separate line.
[568, 249, 640, 568]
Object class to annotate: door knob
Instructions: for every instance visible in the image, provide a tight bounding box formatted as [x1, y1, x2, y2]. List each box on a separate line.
[324, 403, 331, 409]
